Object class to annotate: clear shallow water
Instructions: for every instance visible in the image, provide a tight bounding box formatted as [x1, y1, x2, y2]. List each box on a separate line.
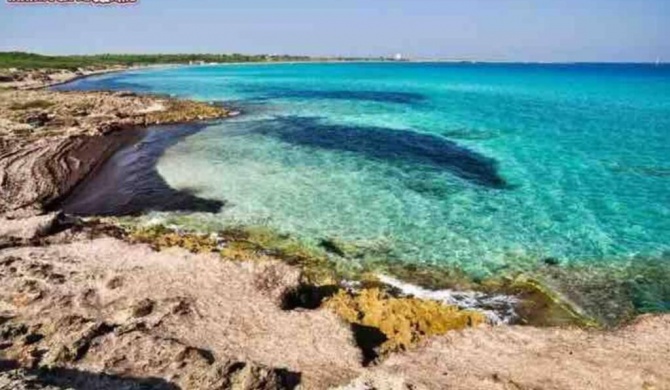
[63, 63, 670, 294]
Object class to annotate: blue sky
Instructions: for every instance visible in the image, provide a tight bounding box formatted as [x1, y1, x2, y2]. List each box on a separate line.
[1, 0, 668, 62]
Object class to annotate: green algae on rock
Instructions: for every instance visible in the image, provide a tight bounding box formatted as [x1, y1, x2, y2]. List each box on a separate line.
[523, 257, 670, 326]
[129, 224, 222, 254]
[94, 220, 608, 329]
[502, 276, 600, 328]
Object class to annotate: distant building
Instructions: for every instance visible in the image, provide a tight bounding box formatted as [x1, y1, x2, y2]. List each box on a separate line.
[394, 53, 403, 61]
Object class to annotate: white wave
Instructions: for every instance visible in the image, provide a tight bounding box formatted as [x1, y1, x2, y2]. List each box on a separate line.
[377, 274, 520, 325]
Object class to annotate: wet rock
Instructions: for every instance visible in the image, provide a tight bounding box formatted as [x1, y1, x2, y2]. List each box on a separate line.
[319, 237, 363, 258]
[507, 276, 600, 327]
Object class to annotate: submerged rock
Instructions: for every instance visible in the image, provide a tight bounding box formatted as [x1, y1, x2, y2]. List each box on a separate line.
[506, 275, 600, 328]
[319, 237, 366, 258]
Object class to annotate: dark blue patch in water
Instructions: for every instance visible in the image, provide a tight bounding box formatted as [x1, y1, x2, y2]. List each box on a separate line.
[250, 116, 508, 189]
[240, 86, 426, 105]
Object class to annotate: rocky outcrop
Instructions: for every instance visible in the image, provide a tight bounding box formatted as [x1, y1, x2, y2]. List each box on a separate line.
[0, 361, 297, 390]
[0, 88, 228, 216]
[325, 288, 485, 361]
[0, 67, 130, 90]
[339, 314, 670, 390]
[0, 228, 362, 389]
[1, 220, 670, 389]
[0, 133, 137, 216]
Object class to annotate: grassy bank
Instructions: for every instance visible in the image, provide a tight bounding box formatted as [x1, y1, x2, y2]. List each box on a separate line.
[0, 51, 403, 70]
[0, 51, 315, 69]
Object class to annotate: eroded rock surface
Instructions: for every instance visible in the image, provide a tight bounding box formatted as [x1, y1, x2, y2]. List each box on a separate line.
[0, 88, 228, 216]
[339, 315, 670, 390]
[0, 236, 362, 389]
[0, 67, 128, 90]
[1, 223, 670, 389]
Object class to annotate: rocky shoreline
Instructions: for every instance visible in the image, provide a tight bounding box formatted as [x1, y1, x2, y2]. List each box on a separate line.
[0, 73, 229, 217]
[0, 66, 155, 91]
[1, 70, 669, 389]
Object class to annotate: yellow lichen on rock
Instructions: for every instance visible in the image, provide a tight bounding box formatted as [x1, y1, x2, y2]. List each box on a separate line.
[129, 225, 219, 254]
[325, 288, 485, 355]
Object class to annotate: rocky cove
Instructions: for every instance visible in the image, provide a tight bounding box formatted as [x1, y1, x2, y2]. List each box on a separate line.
[0, 69, 669, 390]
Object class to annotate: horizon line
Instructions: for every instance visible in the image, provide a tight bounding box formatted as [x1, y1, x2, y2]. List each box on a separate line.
[0, 50, 666, 65]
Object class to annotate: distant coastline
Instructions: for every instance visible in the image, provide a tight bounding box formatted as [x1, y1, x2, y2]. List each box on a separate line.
[2, 51, 665, 72]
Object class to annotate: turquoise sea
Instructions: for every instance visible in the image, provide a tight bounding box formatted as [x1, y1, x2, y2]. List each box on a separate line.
[59, 62, 670, 319]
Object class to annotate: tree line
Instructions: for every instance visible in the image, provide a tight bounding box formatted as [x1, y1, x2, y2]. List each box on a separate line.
[0, 51, 316, 69]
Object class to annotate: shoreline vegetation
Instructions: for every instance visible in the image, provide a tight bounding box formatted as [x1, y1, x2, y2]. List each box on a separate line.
[0, 52, 313, 70]
[0, 51, 403, 72]
[1, 53, 669, 389]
